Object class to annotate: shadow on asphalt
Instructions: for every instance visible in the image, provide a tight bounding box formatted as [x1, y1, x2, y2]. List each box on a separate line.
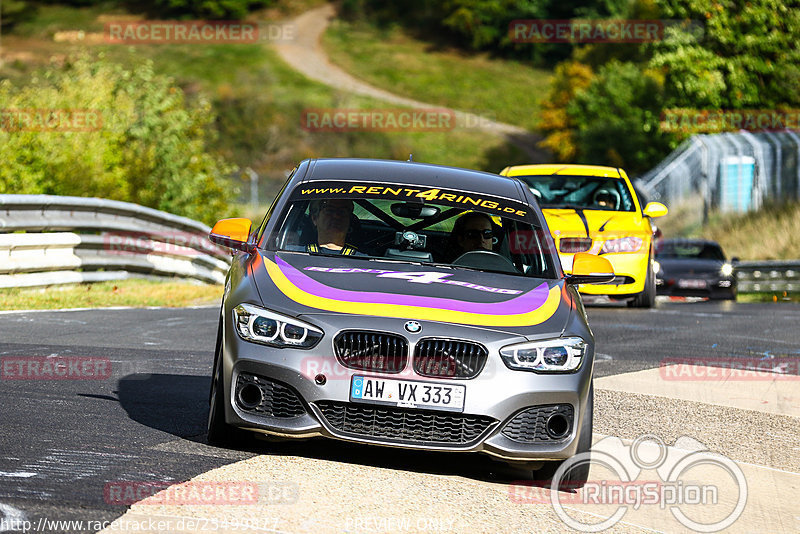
[117, 373, 210, 440]
[116, 373, 535, 485]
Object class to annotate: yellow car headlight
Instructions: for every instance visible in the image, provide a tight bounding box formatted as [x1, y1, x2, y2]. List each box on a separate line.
[601, 237, 643, 253]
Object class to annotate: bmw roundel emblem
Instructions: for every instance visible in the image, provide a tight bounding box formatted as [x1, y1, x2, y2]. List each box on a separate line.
[404, 321, 422, 333]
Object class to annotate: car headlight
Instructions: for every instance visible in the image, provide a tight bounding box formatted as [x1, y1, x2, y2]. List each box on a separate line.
[653, 260, 661, 274]
[233, 303, 323, 349]
[499, 337, 586, 373]
[601, 237, 643, 253]
[721, 263, 733, 277]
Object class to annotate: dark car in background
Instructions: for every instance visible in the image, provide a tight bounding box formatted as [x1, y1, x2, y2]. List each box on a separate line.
[654, 239, 737, 300]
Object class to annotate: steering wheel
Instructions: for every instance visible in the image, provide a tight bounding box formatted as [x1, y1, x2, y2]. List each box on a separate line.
[451, 250, 519, 273]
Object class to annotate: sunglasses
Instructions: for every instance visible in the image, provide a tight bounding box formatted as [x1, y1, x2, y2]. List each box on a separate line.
[463, 229, 494, 240]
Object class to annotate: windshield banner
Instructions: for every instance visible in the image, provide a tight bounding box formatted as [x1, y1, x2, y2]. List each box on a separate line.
[292, 181, 531, 220]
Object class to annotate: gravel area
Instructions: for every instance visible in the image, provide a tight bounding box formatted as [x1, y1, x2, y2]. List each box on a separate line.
[102, 453, 650, 534]
[595, 388, 800, 472]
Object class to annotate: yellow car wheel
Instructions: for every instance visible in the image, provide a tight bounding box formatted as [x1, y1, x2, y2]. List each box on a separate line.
[627, 256, 656, 308]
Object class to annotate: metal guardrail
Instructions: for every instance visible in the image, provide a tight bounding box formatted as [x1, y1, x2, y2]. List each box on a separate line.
[0, 195, 230, 288]
[735, 260, 800, 293]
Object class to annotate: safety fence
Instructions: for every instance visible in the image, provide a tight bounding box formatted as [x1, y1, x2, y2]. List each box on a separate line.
[0, 195, 230, 288]
[636, 131, 800, 215]
[735, 260, 800, 293]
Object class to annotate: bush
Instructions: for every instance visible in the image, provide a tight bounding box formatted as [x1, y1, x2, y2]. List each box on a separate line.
[145, 0, 274, 19]
[568, 61, 673, 173]
[0, 54, 236, 225]
[0, 0, 36, 28]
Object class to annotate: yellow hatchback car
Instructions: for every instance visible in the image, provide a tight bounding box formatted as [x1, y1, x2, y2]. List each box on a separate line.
[500, 164, 667, 307]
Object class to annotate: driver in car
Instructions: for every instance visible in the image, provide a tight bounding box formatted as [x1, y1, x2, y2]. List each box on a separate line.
[594, 190, 616, 209]
[307, 199, 360, 255]
[449, 212, 495, 260]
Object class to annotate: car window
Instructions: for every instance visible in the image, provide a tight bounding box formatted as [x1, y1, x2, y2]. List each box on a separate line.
[656, 242, 725, 261]
[260, 183, 558, 279]
[516, 175, 635, 212]
[256, 168, 294, 243]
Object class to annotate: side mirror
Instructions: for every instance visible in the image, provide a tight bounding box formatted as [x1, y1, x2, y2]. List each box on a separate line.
[566, 252, 615, 285]
[209, 218, 255, 252]
[643, 202, 668, 218]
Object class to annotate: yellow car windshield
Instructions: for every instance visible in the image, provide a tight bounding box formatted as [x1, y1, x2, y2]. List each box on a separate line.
[517, 175, 636, 212]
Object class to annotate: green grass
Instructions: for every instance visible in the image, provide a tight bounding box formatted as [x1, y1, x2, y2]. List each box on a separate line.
[0, 279, 223, 310]
[701, 202, 800, 261]
[9, 2, 118, 37]
[322, 19, 552, 132]
[658, 198, 800, 261]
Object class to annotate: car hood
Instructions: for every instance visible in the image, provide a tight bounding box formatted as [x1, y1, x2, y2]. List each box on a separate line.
[656, 258, 725, 275]
[542, 208, 650, 239]
[250, 250, 572, 336]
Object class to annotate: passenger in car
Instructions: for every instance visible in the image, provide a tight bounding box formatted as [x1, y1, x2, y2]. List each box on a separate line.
[307, 199, 361, 255]
[448, 212, 495, 260]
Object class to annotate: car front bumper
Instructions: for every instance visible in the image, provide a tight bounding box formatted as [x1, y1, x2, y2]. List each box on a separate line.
[656, 276, 737, 299]
[219, 313, 593, 463]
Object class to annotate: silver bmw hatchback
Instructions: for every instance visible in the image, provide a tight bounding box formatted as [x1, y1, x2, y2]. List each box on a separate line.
[207, 158, 614, 487]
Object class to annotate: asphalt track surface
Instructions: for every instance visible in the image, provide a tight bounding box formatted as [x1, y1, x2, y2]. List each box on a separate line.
[0, 301, 799, 533]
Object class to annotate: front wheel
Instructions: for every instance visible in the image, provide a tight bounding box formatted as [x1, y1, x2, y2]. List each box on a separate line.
[207, 321, 250, 447]
[533, 383, 593, 489]
[628, 258, 656, 308]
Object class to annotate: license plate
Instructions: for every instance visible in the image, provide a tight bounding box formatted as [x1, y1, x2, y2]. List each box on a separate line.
[678, 279, 707, 289]
[350, 376, 465, 412]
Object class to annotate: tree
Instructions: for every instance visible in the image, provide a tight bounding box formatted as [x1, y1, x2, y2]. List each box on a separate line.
[146, 0, 274, 19]
[0, 55, 235, 225]
[537, 61, 594, 161]
[567, 61, 673, 173]
[651, 0, 800, 109]
[0, 0, 36, 29]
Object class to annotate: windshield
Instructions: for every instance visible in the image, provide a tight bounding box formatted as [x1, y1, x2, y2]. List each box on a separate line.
[261, 183, 558, 279]
[516, 175, 636, 211]
[656, 242, 725, 261]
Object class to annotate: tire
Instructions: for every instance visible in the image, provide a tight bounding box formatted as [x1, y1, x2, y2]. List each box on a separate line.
[207, 319, 251, 447]
[533, 383, 593, 490]
[628, 257, 656, 308]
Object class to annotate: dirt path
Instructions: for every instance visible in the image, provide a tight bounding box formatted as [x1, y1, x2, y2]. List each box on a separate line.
[272, 4, 547, 161]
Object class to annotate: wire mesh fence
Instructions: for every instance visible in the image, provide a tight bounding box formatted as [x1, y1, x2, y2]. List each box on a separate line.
[636, 131, 800, 220]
